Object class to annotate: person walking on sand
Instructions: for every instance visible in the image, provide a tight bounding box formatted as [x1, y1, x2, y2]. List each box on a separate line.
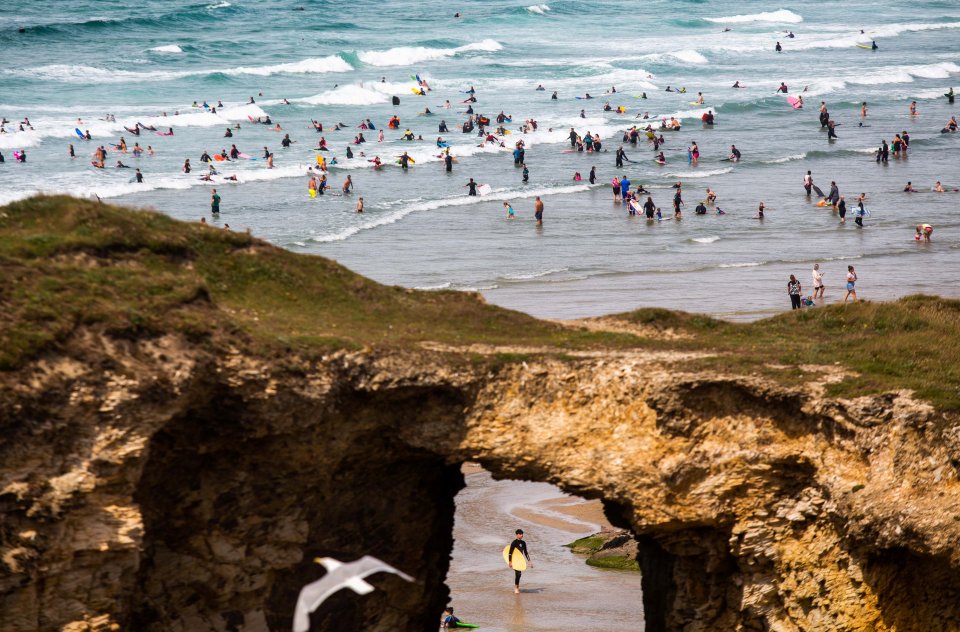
[788, 275, 802, 310]
[534, 196, 544, 225]
[508, 529, 531, 594]
[844, 265, 858, 302]
[812, 263, 825, 299]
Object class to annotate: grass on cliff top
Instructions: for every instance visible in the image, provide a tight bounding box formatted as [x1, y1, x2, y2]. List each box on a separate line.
[615, 298, 960, 411]
[0, 195, 643, 368]
[1, 196, 958, 412]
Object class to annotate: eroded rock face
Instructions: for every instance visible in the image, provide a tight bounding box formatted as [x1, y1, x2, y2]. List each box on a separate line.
[1, 334, 959, 631]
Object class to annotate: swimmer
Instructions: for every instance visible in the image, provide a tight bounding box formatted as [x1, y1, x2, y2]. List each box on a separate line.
[728, 145, 741, 161]
[903, 181, 917, 192]
[916, 224, 933, 241]
[934, 181, 945, 192]
[504, 201, 515, 218]
[732, 81, 743, 88]
[755, 201, 765, 219]
[909, 101, 918, 116]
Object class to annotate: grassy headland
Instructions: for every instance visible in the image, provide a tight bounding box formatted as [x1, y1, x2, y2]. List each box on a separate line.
[1, 196, 958, 412]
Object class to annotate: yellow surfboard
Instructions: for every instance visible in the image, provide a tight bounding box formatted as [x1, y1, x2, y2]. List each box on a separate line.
[503, 545, 527, 571]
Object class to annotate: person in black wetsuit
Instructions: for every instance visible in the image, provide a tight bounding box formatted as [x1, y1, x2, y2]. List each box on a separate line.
[508, 529, 531, 594]
[615, 146, 627, 168]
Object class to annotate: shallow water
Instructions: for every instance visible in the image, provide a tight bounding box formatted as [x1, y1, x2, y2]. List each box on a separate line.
[1, 0, 959, 319]
[446, 469, 645, 631]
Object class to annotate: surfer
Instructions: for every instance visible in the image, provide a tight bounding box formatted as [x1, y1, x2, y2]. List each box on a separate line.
[776, 82, 788, 94]
[134, 168, 143, 183]
[775, 42, 782, 52]
[465, 178, 478, 196]
[551, 91, 558, 100]
[827, 181, 840, 209]
[732, 81, 743, 88]
[441, 607, 464, 629]
[803, 170, 813, 196]
[755, 201, 765, 219]
[522, 165, 529, 183]
[615, 146, 627, 168]
[728, 145, 741, 162]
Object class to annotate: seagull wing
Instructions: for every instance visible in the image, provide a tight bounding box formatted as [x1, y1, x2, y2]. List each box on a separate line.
[355, 556, 415, 583]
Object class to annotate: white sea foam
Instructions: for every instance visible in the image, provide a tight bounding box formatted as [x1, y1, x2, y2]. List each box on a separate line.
[300, 85, 389, 106]
[526, 4, 551, 14]
[225, 55, 353, 77]
[691, 236, 721, 244]
[665, 168, 733, 178]
[4, 55, 352, 84]
[0, 131, 42, 150]
[207, 1, 230, 8]
[502, 267, 568, 281]
[149, 44, 183, 53]
[310, 183, 591, 243]
[667, 49, 709, 65]
[357, 39, 502, 67]
[763, 153, 806, 164]
[705, 9, 803, 24]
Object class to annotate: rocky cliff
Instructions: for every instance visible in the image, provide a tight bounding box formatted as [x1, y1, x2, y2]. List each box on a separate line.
[2, 197, 960, 632]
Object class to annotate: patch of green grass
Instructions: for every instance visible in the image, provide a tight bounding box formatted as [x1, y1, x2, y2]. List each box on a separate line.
[565, 536, 607, 553]
[0, 196, 648, 369]
[612, 295, 960, 411]
[585, 556, 640, 571]
[3, 196, 960, 415]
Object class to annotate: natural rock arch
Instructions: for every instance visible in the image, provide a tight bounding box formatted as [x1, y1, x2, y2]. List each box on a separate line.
[4, 336, 960, 632]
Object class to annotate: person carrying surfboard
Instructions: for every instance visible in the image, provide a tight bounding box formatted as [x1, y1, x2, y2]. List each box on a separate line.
[508, 529, 531, 594]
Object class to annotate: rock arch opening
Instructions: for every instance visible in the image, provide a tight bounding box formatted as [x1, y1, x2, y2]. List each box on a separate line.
[445, 465, 645, 631]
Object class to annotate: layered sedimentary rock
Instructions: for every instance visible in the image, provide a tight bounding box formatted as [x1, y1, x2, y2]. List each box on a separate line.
[2, 335, 958, 632]
[2, 197, 959, 632]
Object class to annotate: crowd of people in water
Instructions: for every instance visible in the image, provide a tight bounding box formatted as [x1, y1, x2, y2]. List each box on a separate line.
[2, 60, 956, 309]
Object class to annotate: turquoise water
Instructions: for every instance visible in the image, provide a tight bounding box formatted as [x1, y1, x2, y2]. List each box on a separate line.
[2, 1, 959, 318]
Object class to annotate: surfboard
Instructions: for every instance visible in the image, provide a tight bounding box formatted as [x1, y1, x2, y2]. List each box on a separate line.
[237, 152, 251, 159]
[855, 44, 873, 49]
[411, 88, 424, 95]
[75, 128, 85, 139]
[812, 185, 824, 197]
[503, 545, 527, 571]
[786, 96, 802, 109]
[689, 101, 705, 106]
[454, 624, 480, 629]
[477, 183, 492, 196]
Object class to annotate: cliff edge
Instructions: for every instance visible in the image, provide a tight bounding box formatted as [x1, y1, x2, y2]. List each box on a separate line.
[2, 196, 959, 632]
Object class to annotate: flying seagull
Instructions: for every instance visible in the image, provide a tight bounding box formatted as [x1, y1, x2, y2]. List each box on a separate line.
[292, 556, 415, 632]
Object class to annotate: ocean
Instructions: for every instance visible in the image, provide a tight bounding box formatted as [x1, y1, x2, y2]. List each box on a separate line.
[1, 0, 959, 319]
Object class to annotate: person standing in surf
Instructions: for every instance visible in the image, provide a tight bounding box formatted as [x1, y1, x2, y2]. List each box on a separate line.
[508, 529, 531, 594]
